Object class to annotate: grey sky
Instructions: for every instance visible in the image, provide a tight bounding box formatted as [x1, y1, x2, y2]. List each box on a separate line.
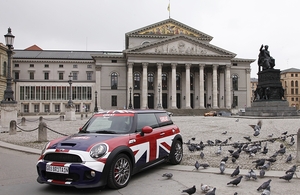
[1, 0, 299, 78]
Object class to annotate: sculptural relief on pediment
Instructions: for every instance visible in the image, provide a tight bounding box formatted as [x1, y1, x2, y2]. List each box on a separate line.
[142, 41, 218, 55]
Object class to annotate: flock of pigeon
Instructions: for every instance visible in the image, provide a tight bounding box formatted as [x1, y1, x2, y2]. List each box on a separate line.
[164, 119, 298, 195]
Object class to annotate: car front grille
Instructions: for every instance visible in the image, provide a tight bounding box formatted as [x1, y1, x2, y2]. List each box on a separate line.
[44, 153, 82, 163]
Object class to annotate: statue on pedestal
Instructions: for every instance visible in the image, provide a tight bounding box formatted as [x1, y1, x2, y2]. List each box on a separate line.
[258, 44, 275, 71]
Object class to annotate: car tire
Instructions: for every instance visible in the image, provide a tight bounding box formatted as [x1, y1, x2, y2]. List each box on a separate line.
[169, 140, 183, 165]
[107, 153, 132, 189]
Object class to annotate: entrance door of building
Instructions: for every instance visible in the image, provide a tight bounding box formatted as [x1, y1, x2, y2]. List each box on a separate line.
[176, 93, 181, 109]
[147, 93, 154, 109]
[190, 93, 194, 108]
[162, 93, 168, 109]
[133, 93, 140, 109]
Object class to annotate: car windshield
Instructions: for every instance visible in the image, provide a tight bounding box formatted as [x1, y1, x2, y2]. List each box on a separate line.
[81, 113, 134, 134]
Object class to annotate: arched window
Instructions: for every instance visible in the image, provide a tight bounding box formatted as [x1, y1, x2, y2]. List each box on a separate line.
[3, 61, 7, 77]
[111, 72, 118, 89]
[190, 74, 194, 90]
[296, 81, 298, 87]
[162, 73, 167, 90]
[134, 72, 140, 90]
[176, 73, 181, 90]
[232, 75, 238, 90]
[148, 73, 154, 90]
[291, 80, 294, 87]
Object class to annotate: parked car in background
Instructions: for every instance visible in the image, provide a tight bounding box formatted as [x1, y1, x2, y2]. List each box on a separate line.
[218, 111, 232, 117]
[36, 109, 183, 189]
[204, 111, 217, 116]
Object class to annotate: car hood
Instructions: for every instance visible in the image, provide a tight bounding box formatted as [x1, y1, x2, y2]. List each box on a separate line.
[47, 133, 124, 151]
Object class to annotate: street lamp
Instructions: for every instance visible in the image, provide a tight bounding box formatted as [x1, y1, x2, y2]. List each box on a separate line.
[67, 72, 73, 107]
[232, 75, 238, 108]
[157, 83, 161, 108]
[94, 91, 98, 112]
[2, 27, 16, 103]
[128, 87, 133, 109]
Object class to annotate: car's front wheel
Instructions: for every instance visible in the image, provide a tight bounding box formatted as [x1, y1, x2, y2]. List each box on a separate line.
[169, 140, 183, 164]
[107, 154, 132, 189]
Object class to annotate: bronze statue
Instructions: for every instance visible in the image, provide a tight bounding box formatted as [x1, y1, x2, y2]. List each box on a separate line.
[258, 44, 275, 71]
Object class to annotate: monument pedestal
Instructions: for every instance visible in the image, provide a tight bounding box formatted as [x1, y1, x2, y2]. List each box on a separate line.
[242, 100, 298, 116]
[1, 103, 18, 132]
[65, 107, 76, 121]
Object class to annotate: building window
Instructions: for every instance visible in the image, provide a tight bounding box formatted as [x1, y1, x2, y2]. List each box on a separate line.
[30, 64, 34, 68]
[134, 72, 140, 90]
[162, 73, 168, 90]
[87, 64, 92, 69]
[14, 72, 19, 80]
[148, 73, 154, 90]
[59, 72, 64, 80]
[3, 62, 6, 76]
[14, 64, 19, 67]
[87, 72, 92, 80]
[72, 72, 78, 80]
[176, 73, 181, 90]
[232, 75, 238, 90]
[55, 104, 60, 112]
[30, 72, 34, 80]
[296, 81, 298, 87]
[24, 104, 29, 113]
[291, 73, 294, 77]
[232, 63, 238, 66]
[111, 72, 118, 89]
[112, 95, 117, 106]
[296, 98, 299, 101]
[59, 64, 64, 68]
[111, 60, 117, 63]
[296, 88, 298, 95]
[296, 74, 298, 77]
[73, 64, 78, 68]
[291, 81, 294, 87]
[34, 104, 39, 113]
[44, 64, 49, 68]
[44, 104, 50, 112]
[292, 97, 294, 101]
[44, 72, 49, 80]
[291, 88, 294, 95]
[75, 104, 80, 112]
[190, 74, 194, 90]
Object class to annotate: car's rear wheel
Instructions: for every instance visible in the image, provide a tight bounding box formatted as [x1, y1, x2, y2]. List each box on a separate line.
[107, 154, 132, 189]
[169, 140, 183, 164]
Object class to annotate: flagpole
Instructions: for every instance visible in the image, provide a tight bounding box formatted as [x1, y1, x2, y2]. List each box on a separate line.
[168, 0, 171, 19]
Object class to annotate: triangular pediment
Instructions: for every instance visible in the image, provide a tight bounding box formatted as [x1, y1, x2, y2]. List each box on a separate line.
[126, 18, 213, 41]
[124, 35, 236, 57]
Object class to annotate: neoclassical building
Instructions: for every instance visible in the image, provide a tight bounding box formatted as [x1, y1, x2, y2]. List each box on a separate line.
[9, 18, 255, 114]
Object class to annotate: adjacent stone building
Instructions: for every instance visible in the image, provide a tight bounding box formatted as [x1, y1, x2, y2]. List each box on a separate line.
[281, 68, 300, 109]
[8, 18, 255, 115]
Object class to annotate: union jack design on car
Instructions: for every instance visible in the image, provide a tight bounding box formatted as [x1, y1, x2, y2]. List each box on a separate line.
[36, 109, 183, 189]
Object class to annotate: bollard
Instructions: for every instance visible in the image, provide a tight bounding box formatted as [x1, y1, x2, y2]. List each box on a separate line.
[81, 114, 83, 120]
[86, 113, 88, 118]
[9, 120, 17, 135]
[21, 117, 26, 126]
[60, 115, 64, 121]
[38, 121, 47, 142]
[297, 128, 300, 163]
[39, 116, 43, 123]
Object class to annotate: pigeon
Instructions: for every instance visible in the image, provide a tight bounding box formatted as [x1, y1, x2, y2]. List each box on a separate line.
[257, 179, 272, 191]
[290, 136, 294, 143]
[267, 133, 273, 137]
[277, 147, 286, 155]
[200, 151, 205, 159]
[260, 169, 265, 178]
[200, 183, 211, 193]
[234, 192, 238, 195]
[191, 137, 196, 141]
[266, 157, 276, 163]
[249, 169, 257, 180]
[243, 136, 252, 142]
[282, 131, 288, 135]
[279, 172, 294, 182]
[253, 130, 260, 136]
[261, 185, 271, 195]
[222, 131, 227, 135]
[259, 161, 271, 170]
[232, 157, 236, 163]
[188, 144, 196, 152]
[220, 161, 225, 174]
[235, 118, 239, 122]
[221, 156, 229, 163]
[286, 154, 292, 163]
[285, 165, 297, 174]
[182, 185, 196, 195]
[250, 120, 262, 131]
[227, 176, 243, 186]
[231, 166, 240, 177]
[205, 188, 216, 195]
[215, 145, 222, 155]
[253, 158, 265, 169]
[162, 173, 173, 179]
[194, 161, 200, 170]
[199, 163, 210, 169]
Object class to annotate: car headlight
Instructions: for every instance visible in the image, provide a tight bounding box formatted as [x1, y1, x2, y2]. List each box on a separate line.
[90, 144, 108, 158]
[41, 142, 50, 155]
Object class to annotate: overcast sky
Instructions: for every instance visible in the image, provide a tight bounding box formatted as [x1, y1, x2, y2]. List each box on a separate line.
[1, 0, 299, 78]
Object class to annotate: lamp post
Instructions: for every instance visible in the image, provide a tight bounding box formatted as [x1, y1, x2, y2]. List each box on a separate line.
[128, 87, 133, 109]
[2, 28, 16, 103]
[94, 91, 98, 112]
[67, 72, 73, 107]
[157, 83, 161, 108]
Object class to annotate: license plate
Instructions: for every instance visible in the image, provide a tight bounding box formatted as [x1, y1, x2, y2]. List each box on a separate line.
[46, 165, 69, 174]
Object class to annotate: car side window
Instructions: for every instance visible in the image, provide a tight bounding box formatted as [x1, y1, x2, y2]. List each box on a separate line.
[155, 112, 173, 126]
[137, 113, 158, 131]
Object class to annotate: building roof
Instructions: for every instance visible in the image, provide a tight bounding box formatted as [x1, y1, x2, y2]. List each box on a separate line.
[280, 68, 300, 73]
[25, 45, 43, 51]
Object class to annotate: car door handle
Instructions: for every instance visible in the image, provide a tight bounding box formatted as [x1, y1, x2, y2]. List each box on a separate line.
[160, 133, 165, 136]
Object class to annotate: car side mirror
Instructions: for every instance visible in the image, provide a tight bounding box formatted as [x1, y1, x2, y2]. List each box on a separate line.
[140, 126, 153, 136]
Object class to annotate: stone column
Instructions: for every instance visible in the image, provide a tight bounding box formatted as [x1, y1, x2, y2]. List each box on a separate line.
[246, 68, 251, 107]
[185, 63, 191, 109]
[142, 63, 148, 109]
[212, 64, 219, 109]
[225, 64, 232, 109]
[219, 68, 225, 108]
[95, 64, 102, 109]
[157, 63, 163, 109]
[171, 63, 177, 109]
[199, 64, 205, 109]
[127, 62, 134, 108]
